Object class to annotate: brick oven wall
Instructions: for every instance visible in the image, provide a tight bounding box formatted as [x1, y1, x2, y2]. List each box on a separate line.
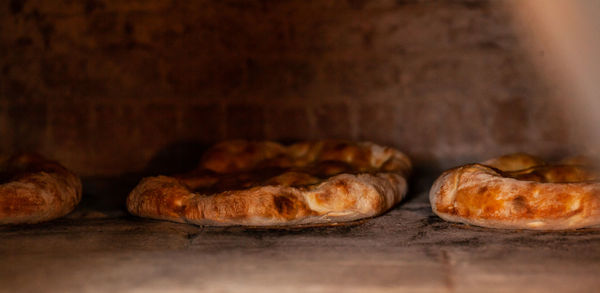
[0, 0, 574, 176]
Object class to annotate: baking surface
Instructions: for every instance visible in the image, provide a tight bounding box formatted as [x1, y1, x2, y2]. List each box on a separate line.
[1, 178, 599, 293]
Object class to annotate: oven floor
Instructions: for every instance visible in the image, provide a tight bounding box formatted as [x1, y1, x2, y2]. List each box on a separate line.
[1, 178, 599, 293]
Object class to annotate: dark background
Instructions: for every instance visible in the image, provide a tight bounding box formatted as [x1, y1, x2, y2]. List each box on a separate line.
[0, 0, 576, 176]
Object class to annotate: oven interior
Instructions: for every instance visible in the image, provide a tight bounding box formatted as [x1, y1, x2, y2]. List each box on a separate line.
[1, 1, 599, 292]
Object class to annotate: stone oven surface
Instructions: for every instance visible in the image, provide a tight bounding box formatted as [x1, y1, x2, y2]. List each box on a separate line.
[1, 178, 599, 292]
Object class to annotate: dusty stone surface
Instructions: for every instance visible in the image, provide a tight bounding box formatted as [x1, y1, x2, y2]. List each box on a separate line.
[1, 178, 599, 293]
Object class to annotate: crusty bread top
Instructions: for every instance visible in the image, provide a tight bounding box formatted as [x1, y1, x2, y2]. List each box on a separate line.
[481, 153, 545, 172]
[177, 140, 412, 193]
[127, 140, 411, 227]
[199, 140, 411, 173]
[506, 164, 600, 183]
[0, 153, 82, 224]
[430, 160, 600, 230]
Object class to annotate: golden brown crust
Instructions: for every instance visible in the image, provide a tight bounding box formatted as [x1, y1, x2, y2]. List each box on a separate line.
[430, 156, 600, 230]
[127, 140, 411, 227]
[198, 140, 411, 176]
[481, 153, 545, 172]
[0, 154, 82, 224]
[560, 154, 600, 167]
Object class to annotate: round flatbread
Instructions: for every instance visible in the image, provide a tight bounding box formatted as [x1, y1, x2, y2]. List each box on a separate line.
[0, 154, 82, 224]
[430, 154, 600, 230]
[127, 140, 411, 227]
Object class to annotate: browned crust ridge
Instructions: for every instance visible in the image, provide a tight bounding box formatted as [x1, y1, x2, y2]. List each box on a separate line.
[430, 154, 600, 230]
[0, 154, 82, 224]
[127, 140, 411, 227]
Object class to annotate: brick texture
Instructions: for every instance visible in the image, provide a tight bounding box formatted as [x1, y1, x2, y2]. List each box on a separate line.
[266, 105, 313, 141]
[7, 100, 48, 151]
[312, 103, 352, 139]
[0, 0, 579, 175]
[180, 104, 224, 143]
[226, 104, 265, 139]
